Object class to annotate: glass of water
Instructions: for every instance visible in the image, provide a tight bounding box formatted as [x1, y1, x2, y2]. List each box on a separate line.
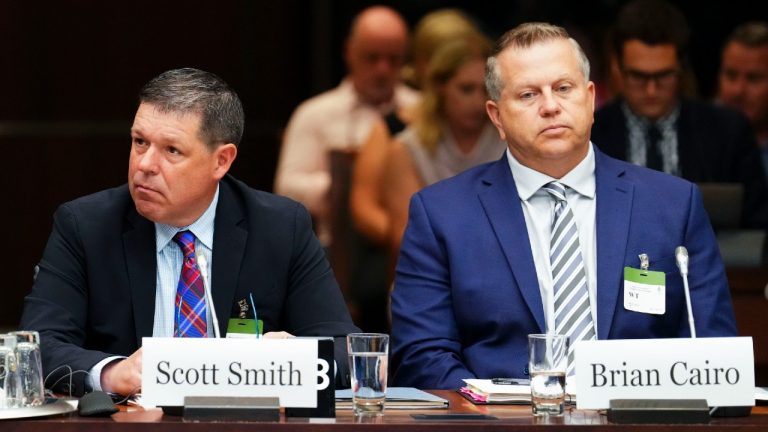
[0, 346, 21, 409]
[347, 333, 388, 415]
[528, 333, 568, 416]
[9, 331, 40, 346]
[15, 342, 45, 406]
[10, 331, 44, 407]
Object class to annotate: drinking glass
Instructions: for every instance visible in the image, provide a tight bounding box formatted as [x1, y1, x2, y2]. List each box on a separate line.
[0, 334, 16, 350]
[10, 331, 44, 407]
[347, 333, 388, 414]
[528, 333, 568, 416]
[0, 346, 21, 409]
[9, 330, 40, 345]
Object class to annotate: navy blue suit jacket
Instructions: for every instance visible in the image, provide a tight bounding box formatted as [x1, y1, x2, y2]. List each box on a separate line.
[20, 175, 359, 395]
[390, 147, 737, 389]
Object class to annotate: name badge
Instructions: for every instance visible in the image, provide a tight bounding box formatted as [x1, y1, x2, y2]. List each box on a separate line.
[623, 267, 665, 315]
[574, 337, 755, 409]
[142, 337, 327, 409]
[226, 318, 263, 338]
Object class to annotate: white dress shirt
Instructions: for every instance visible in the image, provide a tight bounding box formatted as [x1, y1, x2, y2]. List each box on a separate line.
[505, 144, 598, 335]
[274, 78, 419, 244]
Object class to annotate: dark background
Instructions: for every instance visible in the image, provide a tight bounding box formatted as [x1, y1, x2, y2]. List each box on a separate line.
[2, 0, 766, 328]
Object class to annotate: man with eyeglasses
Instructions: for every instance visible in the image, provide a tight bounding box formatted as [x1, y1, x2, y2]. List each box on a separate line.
[592, 0, 768, 230]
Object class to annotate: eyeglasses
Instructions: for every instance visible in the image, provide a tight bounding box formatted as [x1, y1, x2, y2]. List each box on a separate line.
[622, 68, 679, 88]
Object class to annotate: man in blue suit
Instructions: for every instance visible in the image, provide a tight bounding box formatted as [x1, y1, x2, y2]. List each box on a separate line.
[390, 23, 737, 390]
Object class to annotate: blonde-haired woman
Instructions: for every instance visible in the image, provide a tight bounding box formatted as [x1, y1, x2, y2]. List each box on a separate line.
[383, 36, 506, 261]
[351, 9, 485, 246]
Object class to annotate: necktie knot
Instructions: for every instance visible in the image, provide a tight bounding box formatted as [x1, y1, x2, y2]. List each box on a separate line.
[543, 181, 567, 202]
[173, 230, 196, 259]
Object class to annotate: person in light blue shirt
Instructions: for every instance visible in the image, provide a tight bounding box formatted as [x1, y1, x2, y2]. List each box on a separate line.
[20, 68, 359, 397]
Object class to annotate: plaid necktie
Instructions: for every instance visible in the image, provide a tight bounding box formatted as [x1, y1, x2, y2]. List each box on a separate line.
[173, 230, 208, 337]
[543, 181, 595, 375]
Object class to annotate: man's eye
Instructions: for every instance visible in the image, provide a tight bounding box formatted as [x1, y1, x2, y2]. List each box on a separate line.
[168, 147, 180, 155]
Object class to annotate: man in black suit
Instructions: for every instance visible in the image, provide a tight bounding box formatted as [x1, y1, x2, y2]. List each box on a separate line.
[592, 0, 768, 229]
[19, 68, 360, 397]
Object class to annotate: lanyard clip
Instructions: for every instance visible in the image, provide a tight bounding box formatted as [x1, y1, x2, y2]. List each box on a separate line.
[639, 253, 650, 272]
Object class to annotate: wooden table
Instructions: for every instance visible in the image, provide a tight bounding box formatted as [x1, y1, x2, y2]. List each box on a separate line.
[4, 391, 767, 431]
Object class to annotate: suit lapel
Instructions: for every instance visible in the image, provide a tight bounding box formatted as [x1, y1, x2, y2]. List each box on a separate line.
[594, 150, 634, 339]
[478, 158, 546, 333]
[123, 208, 157, 343]
[211, 178, 247, 334]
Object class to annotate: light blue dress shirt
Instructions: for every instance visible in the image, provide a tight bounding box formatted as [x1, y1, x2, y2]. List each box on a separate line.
[87, 185, 219, 391]
[152, 186, 219, 337]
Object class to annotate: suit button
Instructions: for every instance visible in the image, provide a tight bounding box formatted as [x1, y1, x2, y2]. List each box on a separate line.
[523, 366, 529, 376]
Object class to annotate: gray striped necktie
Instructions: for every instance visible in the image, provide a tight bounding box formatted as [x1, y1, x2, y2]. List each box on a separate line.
[543, 181, 596, 375]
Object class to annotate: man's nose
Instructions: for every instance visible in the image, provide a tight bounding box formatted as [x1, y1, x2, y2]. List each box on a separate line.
[539, 91, 561, 116]
[374, 57, 398, 76]
[137, 147, 160, 174]
[728, 77, 747, 98]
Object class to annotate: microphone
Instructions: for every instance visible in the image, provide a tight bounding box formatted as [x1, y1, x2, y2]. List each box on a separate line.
[197, 253, 221, 338]
[675, 246, 688, 276]
[675, 246, 696, 338]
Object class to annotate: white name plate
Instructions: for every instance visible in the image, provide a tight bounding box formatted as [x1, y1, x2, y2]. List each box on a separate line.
[574, 337, 754, 409]
[142, 337, 324, 408]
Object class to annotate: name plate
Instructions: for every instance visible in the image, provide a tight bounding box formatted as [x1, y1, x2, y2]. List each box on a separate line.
[574, 337, 754, 409]
[142, 337, 327, 408]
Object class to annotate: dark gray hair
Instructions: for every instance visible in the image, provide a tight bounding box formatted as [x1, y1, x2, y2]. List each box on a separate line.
[485, 23, 590, 101]
[139, 68, 244, 149]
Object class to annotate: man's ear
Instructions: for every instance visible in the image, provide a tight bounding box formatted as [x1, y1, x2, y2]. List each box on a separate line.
[213, 143, 237, 180]
[486, 100, 506, 141]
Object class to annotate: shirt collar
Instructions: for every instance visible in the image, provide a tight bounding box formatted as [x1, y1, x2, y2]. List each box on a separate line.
[506, 143, 596, 201]
[340, 77, 397, 115]
[155, 184, 219, 252]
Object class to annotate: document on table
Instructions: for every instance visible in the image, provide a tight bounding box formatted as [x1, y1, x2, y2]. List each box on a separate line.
[756, 387, 768, 402]
[461, 379, 531, 404]
[335, 387, 449, 409]
[461, 379, 578, 405]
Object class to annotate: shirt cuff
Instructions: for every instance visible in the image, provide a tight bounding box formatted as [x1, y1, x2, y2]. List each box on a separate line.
[85, 356, 126, 392]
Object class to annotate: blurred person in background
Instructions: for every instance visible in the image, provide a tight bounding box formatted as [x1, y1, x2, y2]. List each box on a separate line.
[274, 6, 418, 333]
[274, 5, 418, 246]
[380, 36, 506, 261]
[592, 0, 768, 229]
[346, 9, 489, 330]
[718, 22, 768, 181]
[351, 8, 486, 247]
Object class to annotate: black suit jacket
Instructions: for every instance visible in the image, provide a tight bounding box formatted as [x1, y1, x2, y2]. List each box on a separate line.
[20, 175, 360, 395]
[592, 98, 768, 229]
